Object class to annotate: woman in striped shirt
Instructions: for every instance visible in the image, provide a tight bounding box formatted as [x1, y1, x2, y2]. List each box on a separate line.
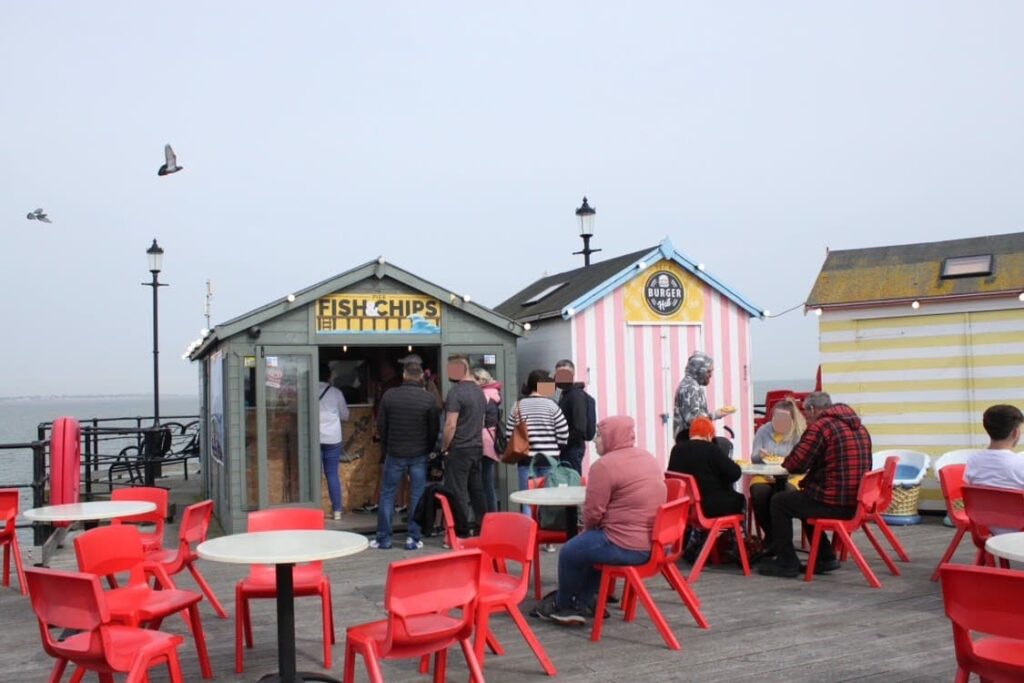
[506, 369, 570, 510]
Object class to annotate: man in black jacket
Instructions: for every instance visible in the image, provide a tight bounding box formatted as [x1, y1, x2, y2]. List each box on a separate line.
[373, 362, 440, 550]
[555, 359, 596, 474]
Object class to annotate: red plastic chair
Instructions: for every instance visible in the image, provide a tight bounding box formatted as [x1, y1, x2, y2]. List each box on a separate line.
[343, 550, 486, 683]
[931, 464, 969, 581]
[435, 492, 484, 552]
[111, 486, 169, 554]
[144, 500, 228, 619]
[865, 456, 910, 562]
[940, 564, 1024, 683]
[470, 512, 557, 676]
[235, 508, 335, 673]
[805, 469, 900, 588]
[0, 489, 27, 595]
[962, 484, 1024, 567]
[664, 477, 686, 501]
[591, 492, 709, 650]
[24, 567, 186, 683]
[526, 476, 571, 599]
[668, 472, 750, 582]
[74, 524, 213, 678]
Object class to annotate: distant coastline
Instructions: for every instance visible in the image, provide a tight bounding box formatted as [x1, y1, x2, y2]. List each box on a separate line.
[0, 393, 197, 402]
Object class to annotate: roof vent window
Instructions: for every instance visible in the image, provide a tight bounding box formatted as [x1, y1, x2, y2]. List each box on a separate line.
[941, 255, 993, 279]
[522, 282, 567, 306]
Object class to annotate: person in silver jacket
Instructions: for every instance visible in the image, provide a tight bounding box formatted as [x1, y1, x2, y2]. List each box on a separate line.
[672, 351, 735, 440]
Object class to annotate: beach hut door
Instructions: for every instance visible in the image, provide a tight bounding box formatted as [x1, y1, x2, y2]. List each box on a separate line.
[254, 346, 317, 508]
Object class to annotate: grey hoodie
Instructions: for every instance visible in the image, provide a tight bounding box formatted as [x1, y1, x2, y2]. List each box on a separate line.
[672, 352, 726, 439]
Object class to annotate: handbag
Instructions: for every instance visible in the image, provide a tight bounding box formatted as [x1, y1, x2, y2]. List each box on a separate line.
[500, 404, 531, 464]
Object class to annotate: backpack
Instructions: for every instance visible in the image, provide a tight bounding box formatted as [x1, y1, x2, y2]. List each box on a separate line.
[531, 453, 582, 530]
[484, 397, 500, 429]
[490, 420, 508, 456]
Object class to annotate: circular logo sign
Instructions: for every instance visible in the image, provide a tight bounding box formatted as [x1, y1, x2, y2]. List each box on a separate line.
[644, 271, 684, 315]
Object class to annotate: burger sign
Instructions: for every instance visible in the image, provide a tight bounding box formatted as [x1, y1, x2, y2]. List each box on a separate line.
[644, 270, 684, 315]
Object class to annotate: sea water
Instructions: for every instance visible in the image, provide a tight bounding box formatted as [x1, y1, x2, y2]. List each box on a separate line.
[0, 395, 198, 548]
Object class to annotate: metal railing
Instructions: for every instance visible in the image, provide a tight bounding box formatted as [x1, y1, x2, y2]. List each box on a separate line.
[0, 414, 199, 545]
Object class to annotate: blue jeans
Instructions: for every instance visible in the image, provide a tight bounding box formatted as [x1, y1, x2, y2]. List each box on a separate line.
[320, 443, 343, 513]
[481, 457, 498, 513]
[377, 454, 428, 544]
[556, 529, 650, 611]
[517, 461, 551, 517]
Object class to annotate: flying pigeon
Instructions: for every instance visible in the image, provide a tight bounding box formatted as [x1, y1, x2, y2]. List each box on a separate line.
[158, 144, 183, 176]
[26, 208, 52, 223]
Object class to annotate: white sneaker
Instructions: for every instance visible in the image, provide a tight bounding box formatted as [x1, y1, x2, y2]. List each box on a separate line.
[542, 544, 557, 553]
[333, 511, 342, 521]
[405, 538, 424, 550]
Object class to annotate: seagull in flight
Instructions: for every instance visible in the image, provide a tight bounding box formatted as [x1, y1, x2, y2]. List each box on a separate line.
[26, 208, 52, 223]
[158, 144, 183, 176]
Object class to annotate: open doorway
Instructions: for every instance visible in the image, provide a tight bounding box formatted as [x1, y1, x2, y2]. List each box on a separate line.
[317, 345, 442, 407]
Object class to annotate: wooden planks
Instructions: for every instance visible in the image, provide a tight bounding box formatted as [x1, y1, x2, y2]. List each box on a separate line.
[0, 513, 975, 682]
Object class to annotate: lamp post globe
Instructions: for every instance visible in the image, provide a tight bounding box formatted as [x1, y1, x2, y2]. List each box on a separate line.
[147, 239, 164, 273]
[575, 197, 596, 237]
[573, 197, 601, 266]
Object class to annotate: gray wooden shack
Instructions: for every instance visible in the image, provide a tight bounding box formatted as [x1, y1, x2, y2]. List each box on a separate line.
[189, 258, 523, 534]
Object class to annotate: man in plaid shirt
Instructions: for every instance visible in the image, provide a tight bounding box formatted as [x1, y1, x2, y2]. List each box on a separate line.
[759, 392, 873, 578]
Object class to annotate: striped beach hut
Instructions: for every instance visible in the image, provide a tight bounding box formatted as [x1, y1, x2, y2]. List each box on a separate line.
[807, 232, 1024, 510]
[495, 238, 764, 471]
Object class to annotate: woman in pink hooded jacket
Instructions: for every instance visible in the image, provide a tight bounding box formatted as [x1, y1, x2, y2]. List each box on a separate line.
[474, 367, 502, 513]
[536, 415, 665, 625]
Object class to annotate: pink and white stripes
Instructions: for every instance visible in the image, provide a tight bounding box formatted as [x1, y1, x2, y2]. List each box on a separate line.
[571, 288, 752, 471]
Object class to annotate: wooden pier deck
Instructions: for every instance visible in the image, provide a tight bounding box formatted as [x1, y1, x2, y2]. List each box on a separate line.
[1, 504, 974, 682]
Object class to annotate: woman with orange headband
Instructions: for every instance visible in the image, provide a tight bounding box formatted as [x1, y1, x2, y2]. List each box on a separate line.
[667, 416, 744, 518]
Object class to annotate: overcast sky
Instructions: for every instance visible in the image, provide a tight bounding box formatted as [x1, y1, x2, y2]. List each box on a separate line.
[3, 2, 1022, 397]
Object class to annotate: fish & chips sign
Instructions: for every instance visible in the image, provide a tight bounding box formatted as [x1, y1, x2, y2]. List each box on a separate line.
[316, 294, 441, 334]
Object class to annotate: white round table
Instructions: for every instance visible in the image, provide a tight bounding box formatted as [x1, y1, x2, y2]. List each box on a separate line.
[511, 486, 586, 541]
[198, 530, 368, 683]
[22, 500, 157, 523]
[510, 486, 586, 507]
[985, 532, 1024, 563]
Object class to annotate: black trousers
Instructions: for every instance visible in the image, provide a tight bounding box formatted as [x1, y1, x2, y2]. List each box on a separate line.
[751, 479, 796, 544]
[770, 490, 855, 568]
[443, 448, 486, 536]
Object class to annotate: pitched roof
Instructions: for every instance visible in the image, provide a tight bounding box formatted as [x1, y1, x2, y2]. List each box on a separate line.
[190, 258, 523, 359]
[806, 232, 1024, 309]
[494, 248, 652, 322]
[494, 239, 762, 322]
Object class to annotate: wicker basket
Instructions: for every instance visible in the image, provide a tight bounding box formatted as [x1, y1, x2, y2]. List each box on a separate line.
[887, 484, 922, 517]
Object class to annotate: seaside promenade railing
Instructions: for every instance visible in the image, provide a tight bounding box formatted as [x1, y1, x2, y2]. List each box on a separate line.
[0, 415, 199, 545]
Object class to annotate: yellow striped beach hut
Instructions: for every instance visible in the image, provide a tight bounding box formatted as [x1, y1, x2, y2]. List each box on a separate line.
[806, 232, 1024, 510]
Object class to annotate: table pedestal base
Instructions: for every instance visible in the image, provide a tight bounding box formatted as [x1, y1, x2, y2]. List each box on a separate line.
[264, 563, 342, 683]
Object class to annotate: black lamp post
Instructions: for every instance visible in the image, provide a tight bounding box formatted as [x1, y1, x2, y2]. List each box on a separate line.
[143, 239, 167, 426]
[573, 196, 601, 266]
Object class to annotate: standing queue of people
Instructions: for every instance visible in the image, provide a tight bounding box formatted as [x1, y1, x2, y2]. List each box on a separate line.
[365, 354, 596, 548]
